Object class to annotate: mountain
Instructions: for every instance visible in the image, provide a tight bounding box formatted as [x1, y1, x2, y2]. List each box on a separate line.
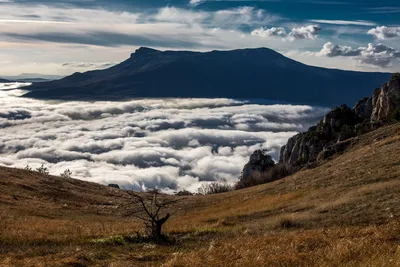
[23, 47, 391, 106]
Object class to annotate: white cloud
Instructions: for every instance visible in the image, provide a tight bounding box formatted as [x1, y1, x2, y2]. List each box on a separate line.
[251, 27, 287, 38]
[189, 0, 203, 6]
[317, 42, 400, 67]
[317, 42, 361, 57]
[368, 26, 400, 40]
[251, 25, 322, 42]
[62, 62, 117, 68]
[0, 83, 328, 192]
[310, 20, 376, 26]
[287, 25, 322, 41]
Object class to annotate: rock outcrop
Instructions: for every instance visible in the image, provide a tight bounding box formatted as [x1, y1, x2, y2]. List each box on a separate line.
[242, 150, 275, 180]
[240, 73, 400, 182]
[353, 97, 373, 120]
[371, 73, 400, 123]
[279, 73, 400, 169]
[280, 105, 361, 167]
[108, 184, 120, 189]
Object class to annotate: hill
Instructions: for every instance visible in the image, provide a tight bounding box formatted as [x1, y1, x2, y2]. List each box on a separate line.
[1, 122, 400, 266]
[23, 47, 391, 106]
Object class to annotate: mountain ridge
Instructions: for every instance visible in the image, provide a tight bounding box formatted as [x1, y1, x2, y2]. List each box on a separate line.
[23, 47, 392, 106]
[240, 73, 400, 187]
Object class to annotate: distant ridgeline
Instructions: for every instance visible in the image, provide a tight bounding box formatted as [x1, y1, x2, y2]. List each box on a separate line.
[23, 47, 390, 107]
[239, 73, 400, 189]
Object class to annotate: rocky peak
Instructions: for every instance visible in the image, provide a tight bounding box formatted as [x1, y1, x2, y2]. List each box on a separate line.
[130, 47, 161, 58]
[239, 73, 399, 188]
[279, 73, 400, 170]
[319, 105, 360, 140]
[371, 73, 400, 123]
[353, 97, 373, 120]
[242, 150, 275, 180]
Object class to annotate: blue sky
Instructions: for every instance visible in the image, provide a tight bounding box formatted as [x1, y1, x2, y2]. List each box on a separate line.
[0, 0, 399, 75]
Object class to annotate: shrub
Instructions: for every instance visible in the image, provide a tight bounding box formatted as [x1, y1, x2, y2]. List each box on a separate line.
[175, 190, 194, 196]
[60, 169, 73, 178]
[36, 164, 49, 175]
[198, 180, 234, 195]
[279, 218, 301, 229]
[24, 165, 33, 171]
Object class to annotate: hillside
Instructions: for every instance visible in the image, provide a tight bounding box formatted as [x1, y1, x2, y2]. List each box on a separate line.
[23, 47, 391, 106]
[1, 122, 400, 267]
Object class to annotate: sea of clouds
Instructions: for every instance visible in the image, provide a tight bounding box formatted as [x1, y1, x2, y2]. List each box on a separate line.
[0, 83, 329, 193]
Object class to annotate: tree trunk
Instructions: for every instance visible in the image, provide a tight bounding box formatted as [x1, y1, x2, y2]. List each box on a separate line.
[153, 213, 170, 242]
[155, 222, 163, 241]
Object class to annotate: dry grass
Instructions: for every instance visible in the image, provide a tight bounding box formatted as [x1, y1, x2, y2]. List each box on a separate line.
[164, 222, 400, 267]
[0, 123, 400, 266]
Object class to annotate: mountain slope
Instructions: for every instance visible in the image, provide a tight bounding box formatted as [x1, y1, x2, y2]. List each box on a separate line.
[24, 47, 391, 106]
[1, 122, 400, 266]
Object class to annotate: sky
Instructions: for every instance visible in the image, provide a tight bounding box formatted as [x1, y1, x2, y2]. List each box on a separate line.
[0, 0, 399, 75]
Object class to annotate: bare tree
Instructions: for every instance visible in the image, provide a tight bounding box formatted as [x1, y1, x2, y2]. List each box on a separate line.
[125, 190, 179, 242]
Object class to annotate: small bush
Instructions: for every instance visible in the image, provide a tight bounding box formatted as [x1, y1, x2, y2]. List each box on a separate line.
[36, 164, 49, 175]
[24, 165, 33, 171]
[175, 190, 194, 196]
[198, 180, 234, 195]
[279, 218, 301, 229]
[60, 169, 73, 178]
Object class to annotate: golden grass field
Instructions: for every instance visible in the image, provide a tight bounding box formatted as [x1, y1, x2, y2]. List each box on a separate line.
[1, 123, 400, 267]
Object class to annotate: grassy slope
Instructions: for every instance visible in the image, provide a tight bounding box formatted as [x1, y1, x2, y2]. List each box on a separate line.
[1, 123, 400, 267]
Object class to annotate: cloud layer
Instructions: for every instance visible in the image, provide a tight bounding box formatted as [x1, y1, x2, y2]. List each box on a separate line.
[0, 83, 328, 192]
[317, 42, 400, 67]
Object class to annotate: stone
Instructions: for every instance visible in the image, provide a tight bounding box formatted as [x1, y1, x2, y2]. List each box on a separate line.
[353, 97, 373, 120]
[242, 150, 275, 180]
[371, 73, 400, 123]
[108, 184, 120, 189]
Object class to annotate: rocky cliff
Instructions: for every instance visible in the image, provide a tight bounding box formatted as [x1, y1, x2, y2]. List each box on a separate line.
[371, 73, 400, 123]
[280, 73, 400, 169]
[241, 73, 400, 185]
